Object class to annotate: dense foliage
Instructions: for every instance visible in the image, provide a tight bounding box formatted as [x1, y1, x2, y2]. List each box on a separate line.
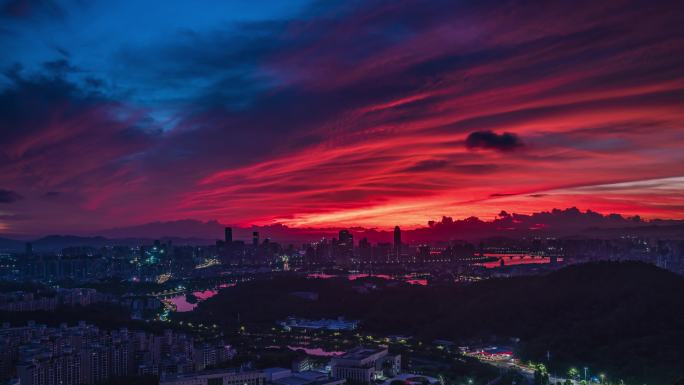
[186, 262, 684, 384]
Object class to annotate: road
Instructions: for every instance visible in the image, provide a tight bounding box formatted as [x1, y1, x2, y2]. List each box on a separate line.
[482, 359, 578, 385]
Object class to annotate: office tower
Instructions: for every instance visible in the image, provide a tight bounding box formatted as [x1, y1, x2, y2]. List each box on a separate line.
[339, 230, 353, 245]
[393, 226, 401, 259]
[336, 230, 354, 266]
[25, 242, 32, 255]
[225, 227, 233, 243]
[359, 238, 371, 265]
[252, 231, 259, 247]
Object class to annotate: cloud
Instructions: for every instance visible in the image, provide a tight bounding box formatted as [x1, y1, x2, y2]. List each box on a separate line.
[0, 189, 22, 203]
[403, 159, 449, 172]
[528, 194, 547, 198]
[1, 0, 684, 233]
[0, 63, 162, 228]
[465, 131, 524, 152]
[42, 58, 79, 74]
[0, 0, 64, 19]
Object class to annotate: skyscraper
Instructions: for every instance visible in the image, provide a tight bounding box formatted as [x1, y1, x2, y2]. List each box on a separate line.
[339, 230, 353, 247]
[337, 230, 354, 266]
[225, 227, 233, 243]
[252, 231, 259, 247]
[359, 237, 371, 265]
[393, 226, 401, 260]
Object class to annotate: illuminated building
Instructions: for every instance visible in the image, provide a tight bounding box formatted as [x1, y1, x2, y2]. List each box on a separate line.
[331, 348, 400, 385]
[393, 227, 401, 260]
[160, 369, 266, 385]
[336, 230, 353, 266]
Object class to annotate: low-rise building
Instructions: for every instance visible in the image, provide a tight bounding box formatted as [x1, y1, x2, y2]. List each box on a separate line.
[330, 348, 400, 385]
[161, 368, 346, 385]
[160, 369, 267, 385]
[273, 370, 345, 385]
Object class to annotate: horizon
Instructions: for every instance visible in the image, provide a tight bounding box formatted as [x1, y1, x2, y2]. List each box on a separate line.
[1, 0, 683, 235]
[1, 2, 684, 383]
[2, 206, 682, 243]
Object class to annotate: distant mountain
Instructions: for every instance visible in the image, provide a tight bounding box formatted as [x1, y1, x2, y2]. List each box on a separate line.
[0, 237, 24, 252]
[33, 235, 112, 251]
[97, 220, 341, 244]
[93, 208, 684, 244]
[96, 219, 227, 240]
[575, 222, 684, 238]
[0, 234, 217, 252]
[2, 208, 682, 251]
[404, 207, 684, 241]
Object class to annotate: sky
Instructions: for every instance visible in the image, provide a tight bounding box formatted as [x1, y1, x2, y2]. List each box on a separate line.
[1, 0, 683, 236]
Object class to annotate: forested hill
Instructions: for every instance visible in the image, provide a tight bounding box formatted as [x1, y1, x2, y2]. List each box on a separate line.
[191, 262, 684, 384]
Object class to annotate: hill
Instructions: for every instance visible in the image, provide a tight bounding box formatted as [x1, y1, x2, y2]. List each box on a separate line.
[189, 262, 684, 384]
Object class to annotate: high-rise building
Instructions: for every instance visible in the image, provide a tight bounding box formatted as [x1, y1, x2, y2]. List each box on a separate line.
[393, 226, 401, 260]
[359, 238, 371, 265]
[224, 227, 232, 244]
[339, 230, 353, 245]
[336, 230, 354, 266]
[374, 243, 392, 264]
[252, 232, 259, 247]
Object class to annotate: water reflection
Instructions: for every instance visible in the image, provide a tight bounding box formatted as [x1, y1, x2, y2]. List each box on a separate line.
[478, 254, 563, 268]
[287, 346, 344, 356]
[306, 273, 428, 286]
[169, 283, 235, 312]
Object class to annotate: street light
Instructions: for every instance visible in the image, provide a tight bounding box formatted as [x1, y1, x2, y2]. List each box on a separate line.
[584, 367, 588, 382]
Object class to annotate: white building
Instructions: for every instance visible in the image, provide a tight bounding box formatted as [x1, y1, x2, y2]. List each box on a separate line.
[330, 348, 400, 385]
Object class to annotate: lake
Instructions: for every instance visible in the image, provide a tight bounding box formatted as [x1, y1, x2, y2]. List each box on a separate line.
[168, 283, 235, 312]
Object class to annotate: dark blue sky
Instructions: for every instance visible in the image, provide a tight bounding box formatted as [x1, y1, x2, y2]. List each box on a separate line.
[2, 1, 309, 114]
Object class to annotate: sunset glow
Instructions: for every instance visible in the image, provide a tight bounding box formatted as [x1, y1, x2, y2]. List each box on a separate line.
[1, 0, 683, 235]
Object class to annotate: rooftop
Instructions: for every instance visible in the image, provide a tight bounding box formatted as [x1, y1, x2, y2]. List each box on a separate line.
[340, 347, 386, 360]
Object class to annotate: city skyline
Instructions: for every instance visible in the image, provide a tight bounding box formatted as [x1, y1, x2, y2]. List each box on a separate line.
[1, 0, 684, 234]
[2, 206, 683, 247]
[2, 2, 684, 383]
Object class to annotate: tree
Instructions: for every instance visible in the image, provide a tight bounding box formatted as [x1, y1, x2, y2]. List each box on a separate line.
[534, 369, 550, 385]
[568, 368, 580, 380]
